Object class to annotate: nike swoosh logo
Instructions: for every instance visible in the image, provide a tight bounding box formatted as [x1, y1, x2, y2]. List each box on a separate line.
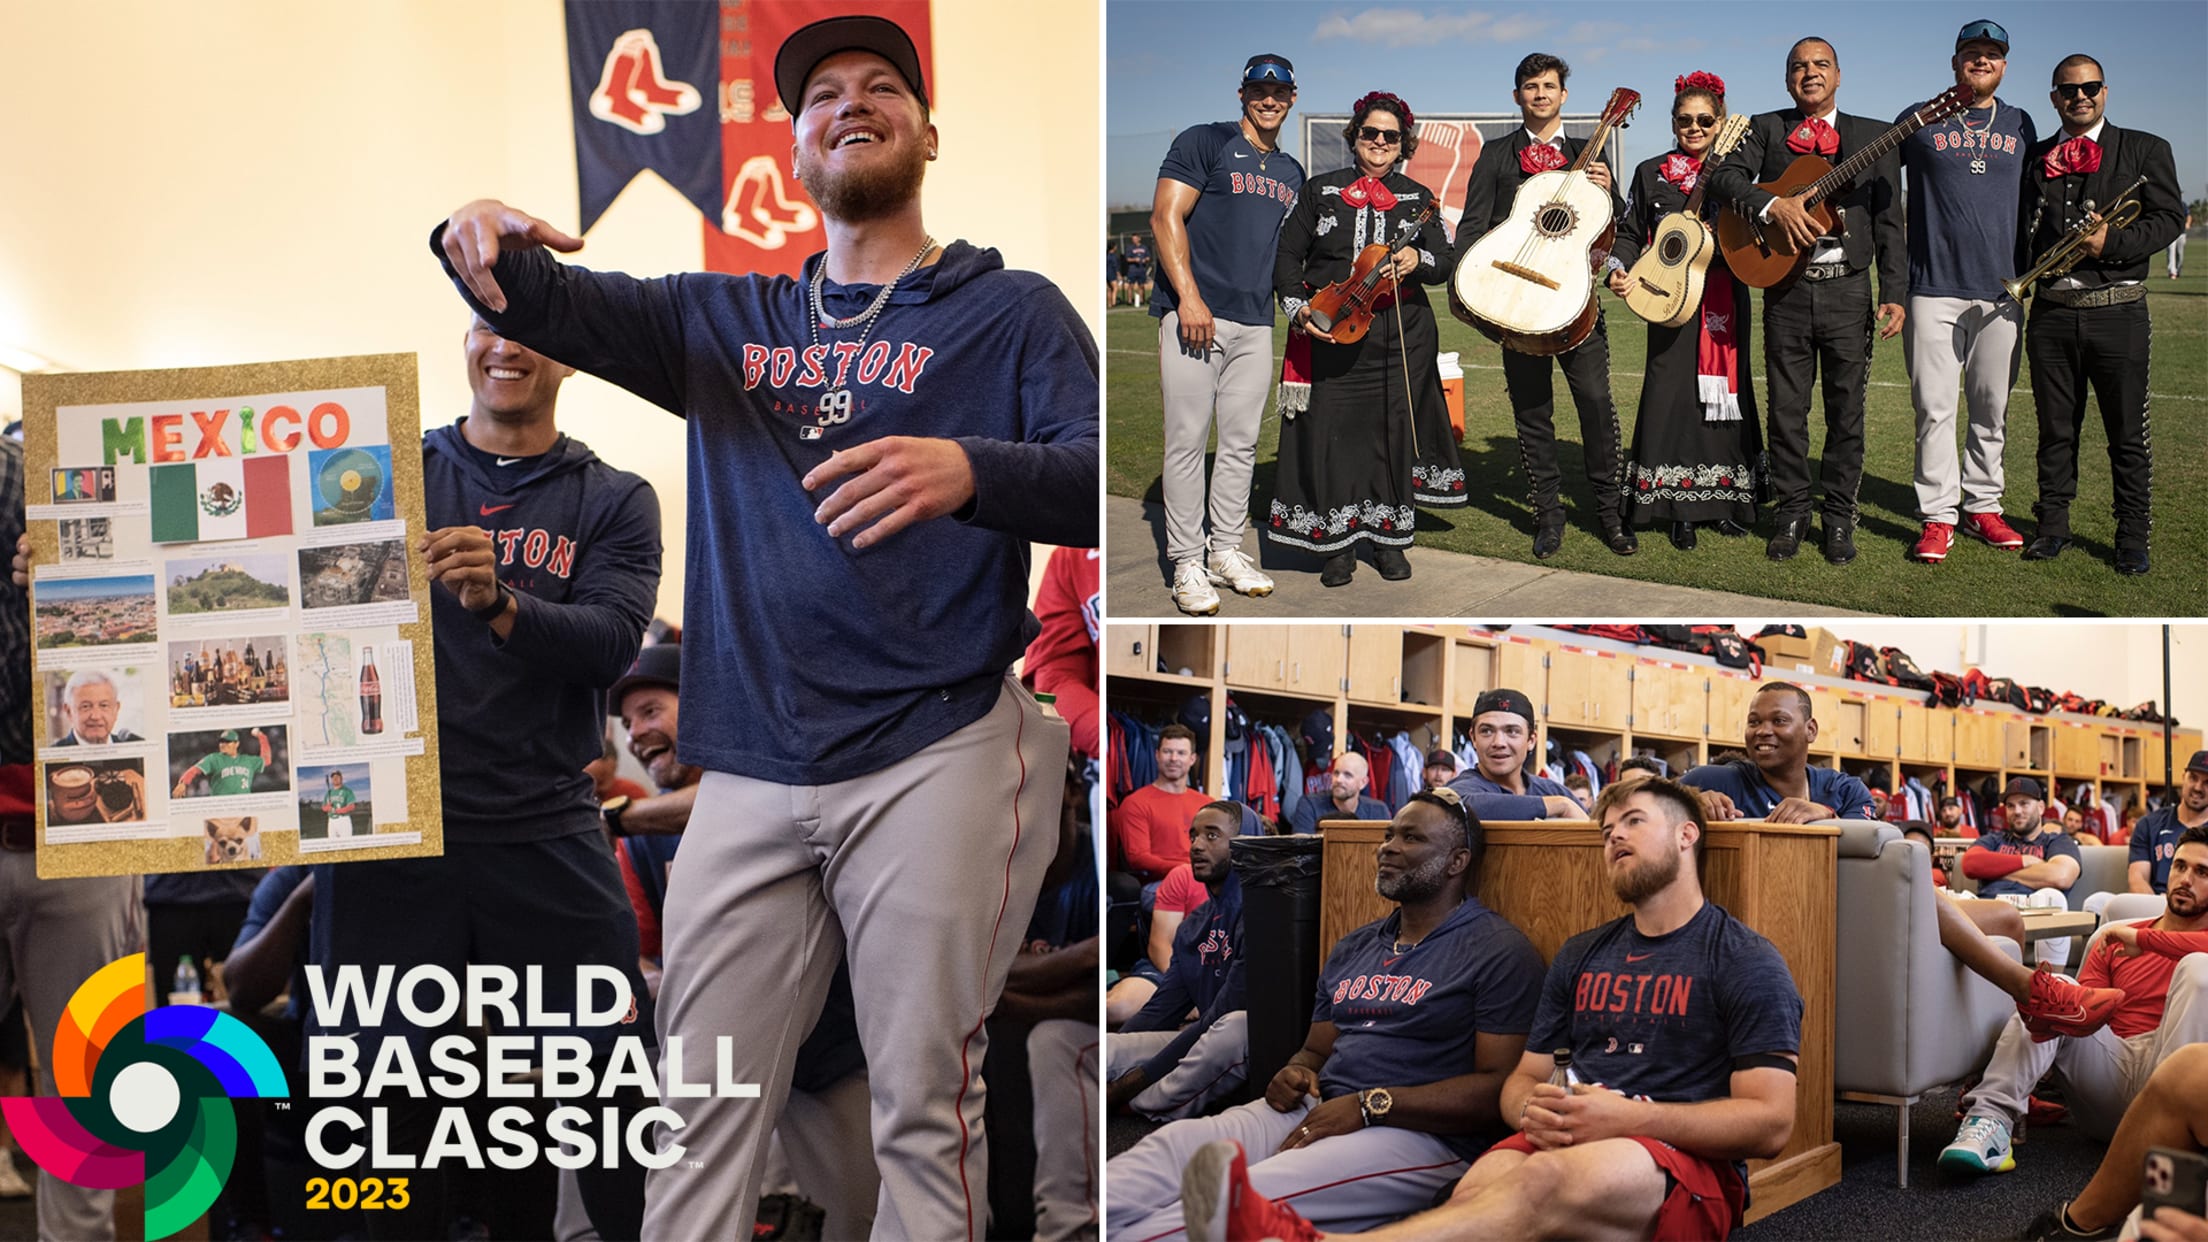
[496, 457, 523, 466]
[1625, 952, 1653, 963]
[1233, 150, 1250, 159]
[480, 503, 515, 516]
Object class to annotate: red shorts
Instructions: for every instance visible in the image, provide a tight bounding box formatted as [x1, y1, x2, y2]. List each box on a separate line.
[1484, 1132, 1746, 1240]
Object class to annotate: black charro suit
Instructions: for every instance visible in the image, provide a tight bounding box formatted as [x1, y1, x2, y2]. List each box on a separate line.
[2016, 121, 2184, 560]
[1454, 129, 1630, 540]
[1706, 108, 1907, 537]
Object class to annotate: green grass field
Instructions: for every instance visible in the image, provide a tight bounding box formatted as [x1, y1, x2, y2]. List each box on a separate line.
[1105, 275, 2208, 615]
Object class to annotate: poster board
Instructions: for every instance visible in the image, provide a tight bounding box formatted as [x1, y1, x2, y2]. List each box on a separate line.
[22, 354, 442, 878]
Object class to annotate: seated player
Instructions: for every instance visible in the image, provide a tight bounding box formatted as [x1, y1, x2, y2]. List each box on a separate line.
[1107, 802, 1249, 1119]
[2129, 752, 2208, 896]
[1110, 789, 1542, 1239]
[1422, 749, 1456, 792]
[1181, 778, 1803, 1242]
[1962, 778, 2082, 966]
[2019, 1042, 2208, 1241]
[1680, 683, 1874, 823]
[1941, 826, 2208, 1179]
[1288, 752, 1390, 834]
[1108, 855, 1208, 1025]
[1444, 690, 1586, 821]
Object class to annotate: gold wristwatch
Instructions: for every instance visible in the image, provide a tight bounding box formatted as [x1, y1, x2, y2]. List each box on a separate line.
[1359, 1087, 1393, 1127]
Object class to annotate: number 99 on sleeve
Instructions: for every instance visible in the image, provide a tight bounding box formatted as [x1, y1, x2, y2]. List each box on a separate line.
[305, 1176, 411, 1211]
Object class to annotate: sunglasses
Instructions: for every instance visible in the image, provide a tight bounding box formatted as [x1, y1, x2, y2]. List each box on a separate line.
[2055, 81, 2105, 100]
[1244, 60, 1295, 86]
[1955, 20, 2010, 48]
[1358, 126, 1403, 145]
[1673, 113, 1717, 129]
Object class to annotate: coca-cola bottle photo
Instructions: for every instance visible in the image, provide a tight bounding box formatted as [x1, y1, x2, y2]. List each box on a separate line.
[360, 646, 383, 735]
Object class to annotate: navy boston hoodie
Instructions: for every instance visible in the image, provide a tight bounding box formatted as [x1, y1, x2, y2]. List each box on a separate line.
[422, 423, 660, 840]
[435, 229, 1098, 785]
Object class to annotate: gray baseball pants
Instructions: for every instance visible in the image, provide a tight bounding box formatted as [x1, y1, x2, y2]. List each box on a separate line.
[1104, 1010, 1248, 1121]
[1028, 1018, 1100, 1242]
[1159, 313, 1276, 566]
[1906, 294, 2024, 525]
[642, 677, 1066, 1241]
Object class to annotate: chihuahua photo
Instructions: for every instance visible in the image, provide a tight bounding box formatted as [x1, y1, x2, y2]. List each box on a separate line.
[204, 816, 259, 865]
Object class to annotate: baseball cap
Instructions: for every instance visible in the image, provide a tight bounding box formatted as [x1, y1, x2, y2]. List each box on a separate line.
[1178, 693, 1211, 746]
[219, 729, 240, 743]
[774, 14, 930, 116]
[2186, 750, 2208, 776]
[1243, 54, 1296, 86]
[2002, 776, 2045, 801]
[609, 645, 682, 715]
[1471, 688, 1537, 728]
[1300, 705, 1333, 755]
[1954, 19, 2009, 52]
[1426, 748, 1458, 772]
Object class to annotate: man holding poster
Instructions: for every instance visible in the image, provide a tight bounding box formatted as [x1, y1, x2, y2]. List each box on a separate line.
[436, 13, 1096, 1240]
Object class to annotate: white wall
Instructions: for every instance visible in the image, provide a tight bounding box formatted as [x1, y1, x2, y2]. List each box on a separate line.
[0, 0, 1100, 622]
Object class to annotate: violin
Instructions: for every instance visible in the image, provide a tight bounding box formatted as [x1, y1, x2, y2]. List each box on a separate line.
[1304, 202, 1438, 345]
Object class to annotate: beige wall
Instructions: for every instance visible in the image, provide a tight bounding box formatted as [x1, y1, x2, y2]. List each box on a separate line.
[0, 0, 1100, 622]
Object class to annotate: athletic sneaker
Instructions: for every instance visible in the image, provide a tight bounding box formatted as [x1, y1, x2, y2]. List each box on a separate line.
[1963, 511, 2026, 549]
[1182, 1139, 1320, 1242]
[1939, 1114, 2016, 1175]
[2017, 1200, 2125, 1240]
[1172, 559, 1221, 616]
[1207, 547, 1275, 597]
[1912, 521, 1956, 563]
[2018, 963, 2126, 1042]
[0, 1151, 30, 1199]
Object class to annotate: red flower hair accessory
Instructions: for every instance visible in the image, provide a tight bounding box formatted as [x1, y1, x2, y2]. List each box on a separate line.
[1352, 90, 1414, 130]
[1673, 71, 1725, 99]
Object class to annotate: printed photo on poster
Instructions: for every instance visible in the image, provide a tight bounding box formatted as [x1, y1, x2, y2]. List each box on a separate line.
[35, 573, 157, 649]
[299, 539, 410, 609]
[43, 758, 148, 826]
[297, 764, 374, 841]
[164, 551, 291, 616]
[202, 815, 264, 865]
[57, 517, 114, 562]
[167, 725, 291, 799]
[48, 466, 115, 504]
[41, 666, 149, 747]
[309, 445, 395, 525]
[167, 635, 289, 708]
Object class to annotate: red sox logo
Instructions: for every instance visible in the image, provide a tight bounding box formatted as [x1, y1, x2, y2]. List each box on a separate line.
[590, 28, 701, 136]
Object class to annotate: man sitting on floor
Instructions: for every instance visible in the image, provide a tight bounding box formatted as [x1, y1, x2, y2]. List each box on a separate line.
[1110, 788, 1542, 1239]
[1182, 777, 1803, 1242]
[1942, 825, 2208, 1181]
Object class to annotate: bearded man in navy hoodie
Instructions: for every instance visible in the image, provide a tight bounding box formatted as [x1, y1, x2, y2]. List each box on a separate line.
[305, 316, 664, 1241]
[434, 15, 1095, 1241]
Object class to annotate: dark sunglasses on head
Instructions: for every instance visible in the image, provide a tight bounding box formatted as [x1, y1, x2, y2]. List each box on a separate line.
[1244, 59, 1295, 86]
[1674, 113, 1717, 128]
[2055, 80, 2105, 100]
[1358, 126, 1403, 145]
[1955, 19, 2009, 48]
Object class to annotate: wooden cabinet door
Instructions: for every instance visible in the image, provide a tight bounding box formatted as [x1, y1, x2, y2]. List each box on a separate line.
[1862, 696, 1900, 759]
[1104, 625, 1153, 678]
[2005, 720, 2036, 769]
[1222, 627, 1289, 690]
[1633, 663, 1704, 737]
[1496, 640, 1546, 709]
[1707, 671, 1760, 746]
[1345, 627, 1400, 702]
[1546, 648, 1628, 729]
[1286, 627, 1349, 698]
[1808, 688, 1848, 755]
[1955, 711, 2001, 768]
[2053, 722, 2100, 777]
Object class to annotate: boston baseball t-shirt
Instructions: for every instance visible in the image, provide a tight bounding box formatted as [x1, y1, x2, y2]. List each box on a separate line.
[1529, 901, 1802, 1183]
[2128, 807, 2196, 894]
[1681, 759, 1875, 820]
[197, 752, 265, 795]
[1315, 896, 1545, 1160]
[1151, 121, 1304, 327]
[1899, 96, 2037, 300]
[1447, 768, 1585, 822]
[1965, 826, 2081, 899]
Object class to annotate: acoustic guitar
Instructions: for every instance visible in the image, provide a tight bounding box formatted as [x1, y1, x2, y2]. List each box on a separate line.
[1715, 85, 1972, 288]
[1305, 202, 1439, 345]
[1620, 114, 1753, 327]
[1450, 87, 1640, 357]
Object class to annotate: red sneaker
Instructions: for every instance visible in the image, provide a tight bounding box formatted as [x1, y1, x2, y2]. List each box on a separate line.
[2027, 1093, 2071, 1126]
[1963, 512, 2026, 549]
[1912, 522, 1956, 563]
[1183, 1140, 1321, 1242]
[2019, 964, 2126, 1042]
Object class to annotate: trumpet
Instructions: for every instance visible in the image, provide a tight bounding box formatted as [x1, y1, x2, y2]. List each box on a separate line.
[2004, 175, 2148, 303]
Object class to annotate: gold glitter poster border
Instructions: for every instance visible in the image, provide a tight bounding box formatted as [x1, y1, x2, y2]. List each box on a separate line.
[23, 353, 444, 878]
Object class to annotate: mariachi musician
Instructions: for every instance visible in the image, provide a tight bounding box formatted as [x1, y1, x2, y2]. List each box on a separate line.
[1705, 36, 1906, 566]
[2016, 54, 2184, 576]
[1271, 90, 1463, 588]
[1455, 52, 1633, 560]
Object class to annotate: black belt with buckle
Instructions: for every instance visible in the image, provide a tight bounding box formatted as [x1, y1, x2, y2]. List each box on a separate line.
[0, 818, 33, 852]
[1800, 262, 1855, 283]
[2039, 283, 2145, 309]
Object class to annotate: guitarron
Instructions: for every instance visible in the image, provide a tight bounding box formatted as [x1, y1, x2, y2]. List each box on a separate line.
[1450, 87, 1639, 356]
[1620, 113, 1752, 327]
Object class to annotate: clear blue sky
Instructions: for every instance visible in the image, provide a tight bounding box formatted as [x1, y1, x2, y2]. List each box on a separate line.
[1107, 1, 2207, 211]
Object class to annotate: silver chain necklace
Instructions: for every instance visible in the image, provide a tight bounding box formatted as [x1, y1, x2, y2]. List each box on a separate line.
[1955, 97, 1997, 175]
[808, 236, 934, 426]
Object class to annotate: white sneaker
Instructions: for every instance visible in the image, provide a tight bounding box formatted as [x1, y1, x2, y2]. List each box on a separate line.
[0, 1152, 31, 1199]
[1938, 1114, 2016, 1175]
[1171, 560, 1221, 616]
[1206, 548, 1274, 597]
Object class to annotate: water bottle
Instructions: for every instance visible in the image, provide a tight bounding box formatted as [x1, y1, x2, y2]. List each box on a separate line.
[172, 956, 203, 1006]
[1035, 691, 1061, 721]
[1550, 1048, 1579, 1092]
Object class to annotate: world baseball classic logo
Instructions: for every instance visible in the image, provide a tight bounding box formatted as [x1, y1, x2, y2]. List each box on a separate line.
[0, 954, 287, 1239]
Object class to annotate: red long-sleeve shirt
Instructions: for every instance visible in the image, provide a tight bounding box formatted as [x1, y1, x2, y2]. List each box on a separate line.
[1110, 785, 1212, 882]
[1024, 547, 1100, 760]
[2080, 919, 2208, 1039]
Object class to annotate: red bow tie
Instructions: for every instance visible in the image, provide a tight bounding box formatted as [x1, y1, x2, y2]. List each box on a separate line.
[1519, 142, 1568, 175]
[1340, 176, 1398, 210]
[1786, 116, 1840, 157]
[1658, 152, 1703, 192]
[2044, 135, 2102, 179]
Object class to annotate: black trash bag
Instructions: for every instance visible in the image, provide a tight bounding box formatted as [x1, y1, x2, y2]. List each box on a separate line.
[1233, 835, 1326, 1100]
